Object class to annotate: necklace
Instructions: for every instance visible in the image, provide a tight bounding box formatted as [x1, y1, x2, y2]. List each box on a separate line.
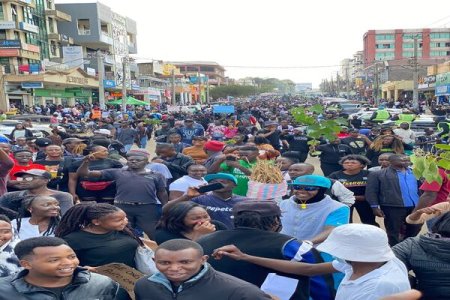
[295, 199, 307, 209]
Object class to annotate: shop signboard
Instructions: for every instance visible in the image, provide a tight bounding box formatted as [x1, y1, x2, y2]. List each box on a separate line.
[34, 89, 74, 98]
[0, 49, 19, 57]
[103, 80, 116, 88]
[436, 72, 450, 87]
[0, 21, 16, 30]
[0, 40, 21, 48]
[62, 46, 84, 68]
[436, 85, 450, 96]
[19, 22, 39, 34]
[21, 82, 43, 89]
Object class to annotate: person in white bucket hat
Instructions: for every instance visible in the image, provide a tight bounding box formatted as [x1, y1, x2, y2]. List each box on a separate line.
[212, 223, 411, 300]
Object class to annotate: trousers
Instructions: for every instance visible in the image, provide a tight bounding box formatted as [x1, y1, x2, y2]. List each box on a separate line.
[381, 206, 422, 246]
[115, 203, 162, 240]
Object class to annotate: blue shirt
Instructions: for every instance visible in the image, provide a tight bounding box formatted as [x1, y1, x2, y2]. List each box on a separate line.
[396, 169, 419, 207]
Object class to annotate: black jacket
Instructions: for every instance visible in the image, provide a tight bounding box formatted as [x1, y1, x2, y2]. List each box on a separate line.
[317, 143, 353, 164]
[0, 268, 129, 300]
[134, 264, 271, 300]
[365, 167, 419, 207]
[161, 153, 194, 181]
[393, 235, 450, 299]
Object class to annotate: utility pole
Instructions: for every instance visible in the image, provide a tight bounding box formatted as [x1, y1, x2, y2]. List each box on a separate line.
[346, 65, 350, 99]
[97, 50, 105, 110]
[412, 36, 419, 110]
[336, 71, 340, 97]
[206, 76, 210, 104]
[374, 63, 379, 106]
[171, 68, 175, 105]
[121, 56, 127, 113]
[198, 72, 201, 103]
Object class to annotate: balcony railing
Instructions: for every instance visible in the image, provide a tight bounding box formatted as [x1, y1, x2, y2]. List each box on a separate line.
[78, 28, 91, 35]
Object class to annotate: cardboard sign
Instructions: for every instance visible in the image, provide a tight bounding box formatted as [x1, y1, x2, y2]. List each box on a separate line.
[96, 263, 145, 300]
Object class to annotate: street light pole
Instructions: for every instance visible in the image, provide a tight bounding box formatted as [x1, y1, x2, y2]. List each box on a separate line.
[97, 50, 105, 110]
[121, 56, 127, 113]
[412, 36, 419, 110]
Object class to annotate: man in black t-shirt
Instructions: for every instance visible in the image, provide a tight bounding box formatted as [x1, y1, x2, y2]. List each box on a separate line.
[341, 128, 371, 155]
[258, 121, 281, 151]
[281, 127, 312, 162]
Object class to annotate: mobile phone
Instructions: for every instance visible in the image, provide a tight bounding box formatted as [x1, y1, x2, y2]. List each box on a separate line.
[197, 182, 225, 193]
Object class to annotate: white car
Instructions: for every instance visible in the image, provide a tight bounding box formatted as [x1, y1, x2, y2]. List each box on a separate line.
[0, 120, 51, 139]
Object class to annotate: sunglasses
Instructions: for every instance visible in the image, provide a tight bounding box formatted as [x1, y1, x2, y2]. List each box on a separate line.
[16, 177, 36, 182]
[292, 185, 320, 191]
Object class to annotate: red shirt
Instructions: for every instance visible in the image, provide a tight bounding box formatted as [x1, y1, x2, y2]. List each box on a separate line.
[420, 168, 450, 205]
[9, 163, 46, 180]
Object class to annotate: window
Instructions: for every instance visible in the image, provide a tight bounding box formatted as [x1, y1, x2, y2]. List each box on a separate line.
[11, 5, 17, 22]
[0, 4, 4, 21]
[13, 31, 19, 40]
[403, 33, 422, 40]
[375, 52, 395, 60]
[0, 58, 10, 73]
[48, 18, 54, 33]
[50, 40, 57, 56]
[77, 19, 91, 35]
[200, 66, 215, 72]
[0, 30, 6, 40]
[402, 51, 422, 58]
[430, 50, 450, 57]
[375, 34, 394, 41]
[430, 32, 450, 39]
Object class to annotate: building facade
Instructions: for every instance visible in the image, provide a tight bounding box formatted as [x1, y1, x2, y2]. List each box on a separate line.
[363, 28, 450, 66]
[172, 61, 226, 86]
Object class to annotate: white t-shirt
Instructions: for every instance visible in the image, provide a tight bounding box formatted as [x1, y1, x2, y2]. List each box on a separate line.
[169, 175, 207, 193]
[12, 218, 55, 240]
[332, 258, 410, 300]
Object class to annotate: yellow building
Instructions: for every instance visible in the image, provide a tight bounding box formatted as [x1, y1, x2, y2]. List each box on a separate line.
[0, 67, 99, 110]
[381, 80, 414, 100]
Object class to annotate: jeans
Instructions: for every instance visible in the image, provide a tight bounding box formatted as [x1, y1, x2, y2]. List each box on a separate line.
[139, 137, 147, 149]
[124, 144, 133, 152]
[115, 203, 162, 239]
[381, 206, 422, 246]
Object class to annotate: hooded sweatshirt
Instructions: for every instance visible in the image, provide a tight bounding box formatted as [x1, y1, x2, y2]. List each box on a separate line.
[392, 234, 450, 299]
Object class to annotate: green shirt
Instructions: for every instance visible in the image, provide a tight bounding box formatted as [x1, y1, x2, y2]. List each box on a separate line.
[220, 160, 256, 196]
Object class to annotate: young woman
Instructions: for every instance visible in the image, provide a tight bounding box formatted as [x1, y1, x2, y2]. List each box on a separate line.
[329, 155, 377, 226]
[254, 136, 280, 160]
[55, 203, 143, 268]
[12, 196, 60, 240]
[35, 145, 71, 192]
[366, 135, 412, 167]
[10, 123, 32, 141]
[155, 201, 226, 244]
[68, 145, 123, 204]
[0, 214, 21, 277]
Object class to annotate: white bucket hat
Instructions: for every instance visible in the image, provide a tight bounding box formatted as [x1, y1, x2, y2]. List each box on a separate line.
[316, 223, 395, 262]
[94, 129, 111, 136]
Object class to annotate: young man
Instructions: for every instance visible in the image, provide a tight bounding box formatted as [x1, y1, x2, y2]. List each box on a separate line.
[134, 239, 271, 300]
[0, 146, 13, 197]
[153, 143, 195, 183]
[77, 151, 168, 239]
[0, 169, 73, 215]
[213, 224, 411, 300]
[7, 150, 46, 192]
[168, 164, 207, 200]
[366, 154, 422, 246]
[0, 237, 130, 300]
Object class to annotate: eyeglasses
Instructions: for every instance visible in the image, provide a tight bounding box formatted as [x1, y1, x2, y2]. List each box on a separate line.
[16, 177, 35, 182]
[292, 185, 320, 191]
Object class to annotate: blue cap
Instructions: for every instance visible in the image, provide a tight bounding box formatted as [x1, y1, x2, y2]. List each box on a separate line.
[289, 175, 331, 188]
[204, 173, 238, 185]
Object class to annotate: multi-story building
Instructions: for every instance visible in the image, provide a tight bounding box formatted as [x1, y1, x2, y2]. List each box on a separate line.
[171, 61, 226, 86]
[55, 2, 138, 90]
[363, 28, 450, 66]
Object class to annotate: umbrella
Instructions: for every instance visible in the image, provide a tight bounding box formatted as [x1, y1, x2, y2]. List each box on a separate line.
[108, 97, 148, 106]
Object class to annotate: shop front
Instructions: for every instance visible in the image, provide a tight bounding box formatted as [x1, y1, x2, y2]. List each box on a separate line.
[1, 68, 99, 111]
[436, 72, 450, 101]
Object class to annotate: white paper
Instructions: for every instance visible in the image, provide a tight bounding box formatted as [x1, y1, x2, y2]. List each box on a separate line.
[260, 273, 299, 300]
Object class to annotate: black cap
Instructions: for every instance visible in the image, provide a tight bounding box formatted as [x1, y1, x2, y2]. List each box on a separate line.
[232, 200, 281, 217]
[14, 169, 52, 179]
[34, 138, 52, 147]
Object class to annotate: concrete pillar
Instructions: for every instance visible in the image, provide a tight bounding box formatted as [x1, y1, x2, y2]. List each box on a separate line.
[55, 97, 62, 105]
[68, 97, 76, 106]
[180, 92, 185, 105]
[394, 89, 399, 101]
[88, 96, 93, 104]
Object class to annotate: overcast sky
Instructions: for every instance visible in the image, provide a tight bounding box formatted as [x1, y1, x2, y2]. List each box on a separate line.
[55, 0, 450, 87]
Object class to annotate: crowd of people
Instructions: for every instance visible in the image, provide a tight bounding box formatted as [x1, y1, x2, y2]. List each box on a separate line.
[0, 96, 449, 300]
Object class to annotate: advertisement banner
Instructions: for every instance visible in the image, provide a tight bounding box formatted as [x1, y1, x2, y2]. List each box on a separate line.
[162, 64, 180, 76]
[0, 49, 19, 57]
[19, 22, 39, 34]
[436, 72, 450, 87]
[213, 105, 235, 114]
[0, 40, 21, 48]
[21, 82, 43, 89]
[436, 85, 450, 96]
[0, 21, 16, 30]
[62, 46, 84, 68]
[103, 80, 116, 88]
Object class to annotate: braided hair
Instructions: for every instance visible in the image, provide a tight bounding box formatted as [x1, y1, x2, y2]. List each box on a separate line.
[55, 203, 143, 246]
[16, 196, 60, 237]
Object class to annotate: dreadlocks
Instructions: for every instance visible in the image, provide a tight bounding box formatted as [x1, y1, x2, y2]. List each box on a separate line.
[16, 196, 60, 237]
[370, 134, 404, 154]
[55, 203, 143, 246]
